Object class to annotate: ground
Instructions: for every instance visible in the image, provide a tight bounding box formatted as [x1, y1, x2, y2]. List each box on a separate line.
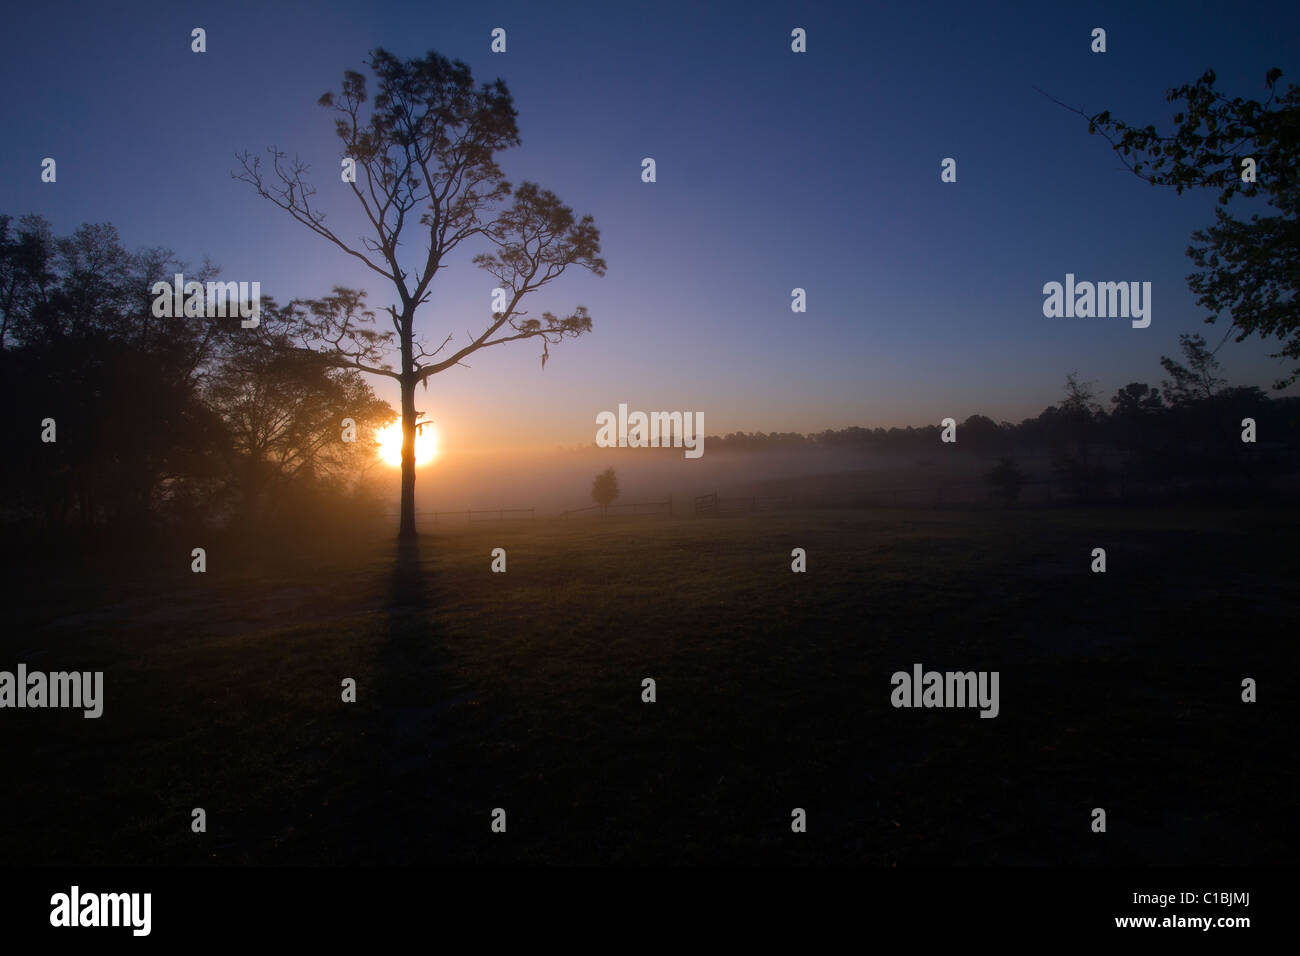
[1, 505, 1296, 865]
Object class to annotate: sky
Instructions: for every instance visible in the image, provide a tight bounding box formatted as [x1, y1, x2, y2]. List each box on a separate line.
[3, 0, 1298, 456]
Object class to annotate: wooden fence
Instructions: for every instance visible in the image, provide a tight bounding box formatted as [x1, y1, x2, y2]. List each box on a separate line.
[561, 498, 673, 519]
[383, 508, 537, 524]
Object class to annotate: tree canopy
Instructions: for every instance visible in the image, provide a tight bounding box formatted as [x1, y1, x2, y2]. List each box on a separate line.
[1082, 69, 1300, 387]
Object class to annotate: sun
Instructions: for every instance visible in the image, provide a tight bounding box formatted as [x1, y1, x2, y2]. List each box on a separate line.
[375, 419, 437, 466]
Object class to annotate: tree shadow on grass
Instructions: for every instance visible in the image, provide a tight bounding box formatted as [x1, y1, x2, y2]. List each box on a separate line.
[337, 533, 469, 863]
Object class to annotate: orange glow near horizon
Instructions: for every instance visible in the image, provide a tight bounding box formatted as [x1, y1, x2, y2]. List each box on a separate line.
[375, 420, 438, 467]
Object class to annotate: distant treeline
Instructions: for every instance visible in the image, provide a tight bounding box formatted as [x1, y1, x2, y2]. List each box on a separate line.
[574, 348, 1300, 501]
[708, 382, 1298, 460]
[1, 215, 393, 536]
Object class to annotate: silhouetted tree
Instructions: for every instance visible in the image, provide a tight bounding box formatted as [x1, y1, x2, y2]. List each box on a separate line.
[1074, 68, 1300, 386]
[1110, 382, 1165, 417]
[0, 214, 56, 349]
[1108, 382, 1165, 479]
[591, 467, 619, 517]
[0, 218, 230, 530]
[984, 457, 1025, 504]
[1160, 333, 1227, 405]
[961, 414, 1004, 456]
[236, 49, 606, 541]
[1051, 373, 1108, 499]
[205, 341, 393, 525]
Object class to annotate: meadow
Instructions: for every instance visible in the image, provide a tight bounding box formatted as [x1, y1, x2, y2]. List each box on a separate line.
[2, 503, 1295, 865]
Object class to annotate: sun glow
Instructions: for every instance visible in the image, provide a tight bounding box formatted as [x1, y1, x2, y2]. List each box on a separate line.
[375, 420, 438, 467]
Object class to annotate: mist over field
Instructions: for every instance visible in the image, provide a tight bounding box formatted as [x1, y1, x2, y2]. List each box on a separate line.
[408, 445, 919, 514]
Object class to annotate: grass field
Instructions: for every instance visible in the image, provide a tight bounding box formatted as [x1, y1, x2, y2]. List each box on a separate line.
[2, 505, 1296, 865]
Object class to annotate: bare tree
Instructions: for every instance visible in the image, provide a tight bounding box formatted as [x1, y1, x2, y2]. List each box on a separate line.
[235, 49, 605, 540]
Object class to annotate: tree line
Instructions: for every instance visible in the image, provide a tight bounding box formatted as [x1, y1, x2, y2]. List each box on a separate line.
[0, 213, 393, 537]
[700, 338, 1300, 501]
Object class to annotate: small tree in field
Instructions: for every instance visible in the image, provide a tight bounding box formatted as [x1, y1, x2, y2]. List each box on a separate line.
[591, 467, 619, 517]
[985, 457, 1026, 505]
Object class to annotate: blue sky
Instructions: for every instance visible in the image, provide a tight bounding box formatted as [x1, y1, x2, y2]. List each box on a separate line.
[3, 0, 1297, 452]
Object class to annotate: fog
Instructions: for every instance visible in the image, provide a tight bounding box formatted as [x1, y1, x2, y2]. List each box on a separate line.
[400, 444, 904, 516]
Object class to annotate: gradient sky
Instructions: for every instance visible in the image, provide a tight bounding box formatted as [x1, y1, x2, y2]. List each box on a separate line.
[4, 0, 1298, 455]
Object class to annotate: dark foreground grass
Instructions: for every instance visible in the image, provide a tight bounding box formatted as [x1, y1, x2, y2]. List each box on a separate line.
[1, 505, 1296, 865]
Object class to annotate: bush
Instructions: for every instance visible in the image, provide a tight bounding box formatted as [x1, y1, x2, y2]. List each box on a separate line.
[985, 457, 1026, 504]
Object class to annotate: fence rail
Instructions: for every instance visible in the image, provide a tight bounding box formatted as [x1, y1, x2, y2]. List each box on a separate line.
[561, 499, 672, 518]
[383, 508, 536, 523]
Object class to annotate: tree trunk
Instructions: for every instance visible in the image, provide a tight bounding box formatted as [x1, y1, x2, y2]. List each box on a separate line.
[396, 304, 419, 541]
[399, 368, 417, 541]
